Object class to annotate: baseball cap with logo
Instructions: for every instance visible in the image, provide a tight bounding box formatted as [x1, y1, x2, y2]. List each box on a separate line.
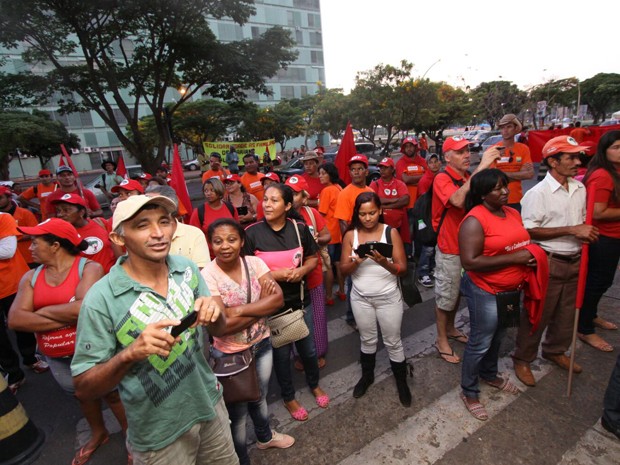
[56, 165, 73, 175]
[18, 218, 83, 246]
[138, 173, 153, 181]
[378, 157, 395, 168]
[0, 186, 12, 196]
[347, 155, 368, 167]
[442, 136, 470, 153]
[224, 174, 241, 183]
[38, 169, 52, 177]
[50, 192, 88, 208]
[542, 136, 589, 158]
[285, 175, 310, 193]
[261, 172, 281, 183]
[111, 179, 145, 194]
[112, 194, 177, 231]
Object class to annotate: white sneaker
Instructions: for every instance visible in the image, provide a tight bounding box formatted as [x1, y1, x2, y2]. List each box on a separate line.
[417, 275, 434, 288]
[256, 431, 295, 450]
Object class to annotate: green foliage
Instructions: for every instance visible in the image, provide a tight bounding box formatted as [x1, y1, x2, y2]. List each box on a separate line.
[0, 110, 78, 179]
[239, 100, 304, 150]
[469, 81, 527, 129]
[580, 73, 620, 123]
[0, 0, 297, 172]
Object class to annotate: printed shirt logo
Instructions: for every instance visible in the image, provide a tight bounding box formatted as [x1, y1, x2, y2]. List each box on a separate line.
[61, 193, 72, 200]
[83, 236, 104, 255]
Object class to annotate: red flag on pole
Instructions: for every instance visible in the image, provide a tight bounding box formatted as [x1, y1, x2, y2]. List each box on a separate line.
[60, 144, 84, 197]
[116, 153, 128, 179]
[335, 122, 356, 185]
[169, 144, 193, 220]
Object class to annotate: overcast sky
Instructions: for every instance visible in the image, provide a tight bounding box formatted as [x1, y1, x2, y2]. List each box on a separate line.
[319, 0, 616, 93]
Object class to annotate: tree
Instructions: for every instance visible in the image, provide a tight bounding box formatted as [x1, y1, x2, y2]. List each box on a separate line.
[580, 73, 620, 123]
[470, 81, 527, 129]
[312, 89, 350, 142]
[526, 77, 579, 128]
[0, 0, 297, 172]
[0, 110, 79, 179]
[239, 100, 304, 150]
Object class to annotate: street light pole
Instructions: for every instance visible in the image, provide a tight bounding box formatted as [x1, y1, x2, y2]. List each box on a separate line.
[421, 59, 441, 80]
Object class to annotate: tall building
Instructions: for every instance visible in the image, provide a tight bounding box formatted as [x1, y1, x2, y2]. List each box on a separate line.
[2, 0, 324, 173]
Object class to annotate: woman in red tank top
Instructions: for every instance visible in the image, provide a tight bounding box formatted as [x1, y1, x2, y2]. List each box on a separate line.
[458, 169, 534, 421]
[8, 219, 128, 465]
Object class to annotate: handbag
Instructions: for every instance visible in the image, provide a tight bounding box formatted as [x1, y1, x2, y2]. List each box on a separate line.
[209, 257, 261, 404]
[495, 289, 521, 328]
[385, 226, 422, 307]
[267, 220, 310, 348]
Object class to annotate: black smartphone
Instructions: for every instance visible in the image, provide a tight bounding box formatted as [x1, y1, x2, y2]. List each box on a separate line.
[496, 146, 506, 151]
[236, 206, 249, 216]
[355, 241, 393, 258]
[170, 311, 198, 337]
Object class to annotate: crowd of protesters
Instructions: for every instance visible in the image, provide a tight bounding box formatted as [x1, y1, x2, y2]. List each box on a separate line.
[1, 123, 620, 465]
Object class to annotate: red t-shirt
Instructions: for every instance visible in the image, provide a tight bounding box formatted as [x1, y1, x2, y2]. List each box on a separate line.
[300, 206, 325, 289]
[432, 166, 468, 255]
[301, 173, 324, 202]
[417, 170, 438, 198]
[45, 187, 101, 218]
[370, 177, 408, 229]
[77, 220, 116, 273]
[462, 205, 530, 293]
[395, 154, 428, 207]
[586, 168, 620, 238]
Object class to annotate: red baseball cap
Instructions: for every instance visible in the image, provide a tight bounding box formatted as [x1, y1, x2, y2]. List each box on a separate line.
[38, 169, 52, 176]
[138, 173, 152, 181]
[18, 218, 83, 246]
[348, 154, 368, 167]
[0, 186, 12, 196]
[224, 174, 241, 183]
[378, 157, 394, 168]
[542, 136, 590, 158]
[401, 136, 419, 147]
[285, 175, 310, 193]
[261, 172, 281, 183]
[50, 192, 88, 208]
[111, 179, 145, 194]
[442, 136, 470, 153]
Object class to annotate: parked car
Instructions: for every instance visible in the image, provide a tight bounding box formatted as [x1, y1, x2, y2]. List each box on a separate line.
[84, 164, 144, 209]
[324, 142, 383, 164]
[469, 131, 500, 152]
[273, 151, 380, 184]
[479, 134, 504, 154]
[600, 119, 620, 127]
[184, 159, 201, 171]
[462, 130, 487, 141]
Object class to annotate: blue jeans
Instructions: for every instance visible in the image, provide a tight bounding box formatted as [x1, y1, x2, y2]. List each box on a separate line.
[215, 338, 273, 465]
[460, 273, 506, 399]
[272, 305, 320, 402]
[416, 245, 436, 278]
[603, 352, 620, 432]
[579, 234, 620, 335]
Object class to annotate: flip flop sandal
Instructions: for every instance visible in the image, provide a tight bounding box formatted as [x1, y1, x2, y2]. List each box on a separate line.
[72, 435, 110, 465]
[483, 377, 521, 395]
[578, 333, 614, 352]
[448, 331, 469, 344]
[593, 318, 618, 330]
[460, 393, 488, 421]
[435, 344, 460, 364]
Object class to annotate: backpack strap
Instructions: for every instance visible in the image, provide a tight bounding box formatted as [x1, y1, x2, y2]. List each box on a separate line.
[78, 257, 88, 279]
[30, 264, 45, 287]
[385, 225, 392, 245]
[198, 203, 206, 227]
[223, 200, 235, 217]
[303, 206, 317, 232]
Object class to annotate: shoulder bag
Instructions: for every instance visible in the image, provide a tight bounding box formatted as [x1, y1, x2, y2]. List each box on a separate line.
[385, 226, 422, 308]
[209, 257, 261, 404]
[267, 220, 310, 348]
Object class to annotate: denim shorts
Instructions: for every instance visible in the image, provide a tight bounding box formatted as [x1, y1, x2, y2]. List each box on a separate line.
[46, 356, 75, 395]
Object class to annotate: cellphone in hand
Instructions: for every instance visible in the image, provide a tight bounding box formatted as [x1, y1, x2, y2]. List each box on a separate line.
[170, 311, 198, 337]
[236, 206, 249, 216]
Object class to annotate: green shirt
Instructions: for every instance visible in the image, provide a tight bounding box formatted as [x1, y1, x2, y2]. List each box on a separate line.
[71, 255, 222, 452]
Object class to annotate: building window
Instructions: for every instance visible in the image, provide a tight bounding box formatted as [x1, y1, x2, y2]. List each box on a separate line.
[309, 31, 322, 46]
[300, 86, 308, 97]
[218, 22, 243, 41]
[308, 13, 321, 28]
[107, 131, 121, 146]
[83, 133, 98, 147]
[295, 29, 303, 44]
[112, 109, 127, 125]
[80, 112, 94, 127]
[311, 50, 324, 65]
[281, 86, 295, 99]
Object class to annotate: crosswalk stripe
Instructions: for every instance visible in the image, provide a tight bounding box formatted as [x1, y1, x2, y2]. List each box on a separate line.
[557, 421, 620, 465]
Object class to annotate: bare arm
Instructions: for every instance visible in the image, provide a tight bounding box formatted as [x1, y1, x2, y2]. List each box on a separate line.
[339, 230, 361, 276]
[448, 147, 502, 209]
[527, 224, 599, 243]
[592, 201, 620, 222]
[339, 219, 348, 236]
[402, 173, 424, 185]
[315, 225, 331, 247]
[459, 217, 534, 272]
[505, 162, 534, 181]
[365, 227, 407, 277]
[225, 273, 284, 318]
[379, 194, 409, 209]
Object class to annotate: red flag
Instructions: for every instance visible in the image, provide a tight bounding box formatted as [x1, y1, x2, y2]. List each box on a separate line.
[576, 183, 596, 308]
[60, 144, 84, 197]
[335, 122, 356, 185]
[169, 144, 193, 220]
[116, 154, 128, 179]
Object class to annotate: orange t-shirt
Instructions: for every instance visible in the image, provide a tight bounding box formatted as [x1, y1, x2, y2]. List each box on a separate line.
[0, 213, 30, 299]
[334, 184, 374, 224]
[318, 184, 343, 244]
[492, 142, 532, 204]
[395, 155, 428, 207]
[20, 183, 58, 220]
[12, 206, 38, 264]
[241, 172, 265, 201]
[201, 168, 229, 183]
[432, 166, 468, 255]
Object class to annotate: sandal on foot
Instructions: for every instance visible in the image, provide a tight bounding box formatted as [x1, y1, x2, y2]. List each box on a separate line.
[434, 344, 460, 364]
[447, 330, 469, 344]
[284, 400, 308, 421]
[578, 333, 614, 352]
[337, 291, 346, 301]
[318, 357, 326, 369]
[594, 317, 618, 331]
[72, 435, 110, 465]
[326, 297, 335, 306]
[293, 358, 304, 371]
[312, 387, 330, 408]
[483, 377, 521, 395]
[460, 393, 488, 421]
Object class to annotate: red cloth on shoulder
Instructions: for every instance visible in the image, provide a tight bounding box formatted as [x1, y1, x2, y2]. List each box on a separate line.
[522, 244, 549, 333]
